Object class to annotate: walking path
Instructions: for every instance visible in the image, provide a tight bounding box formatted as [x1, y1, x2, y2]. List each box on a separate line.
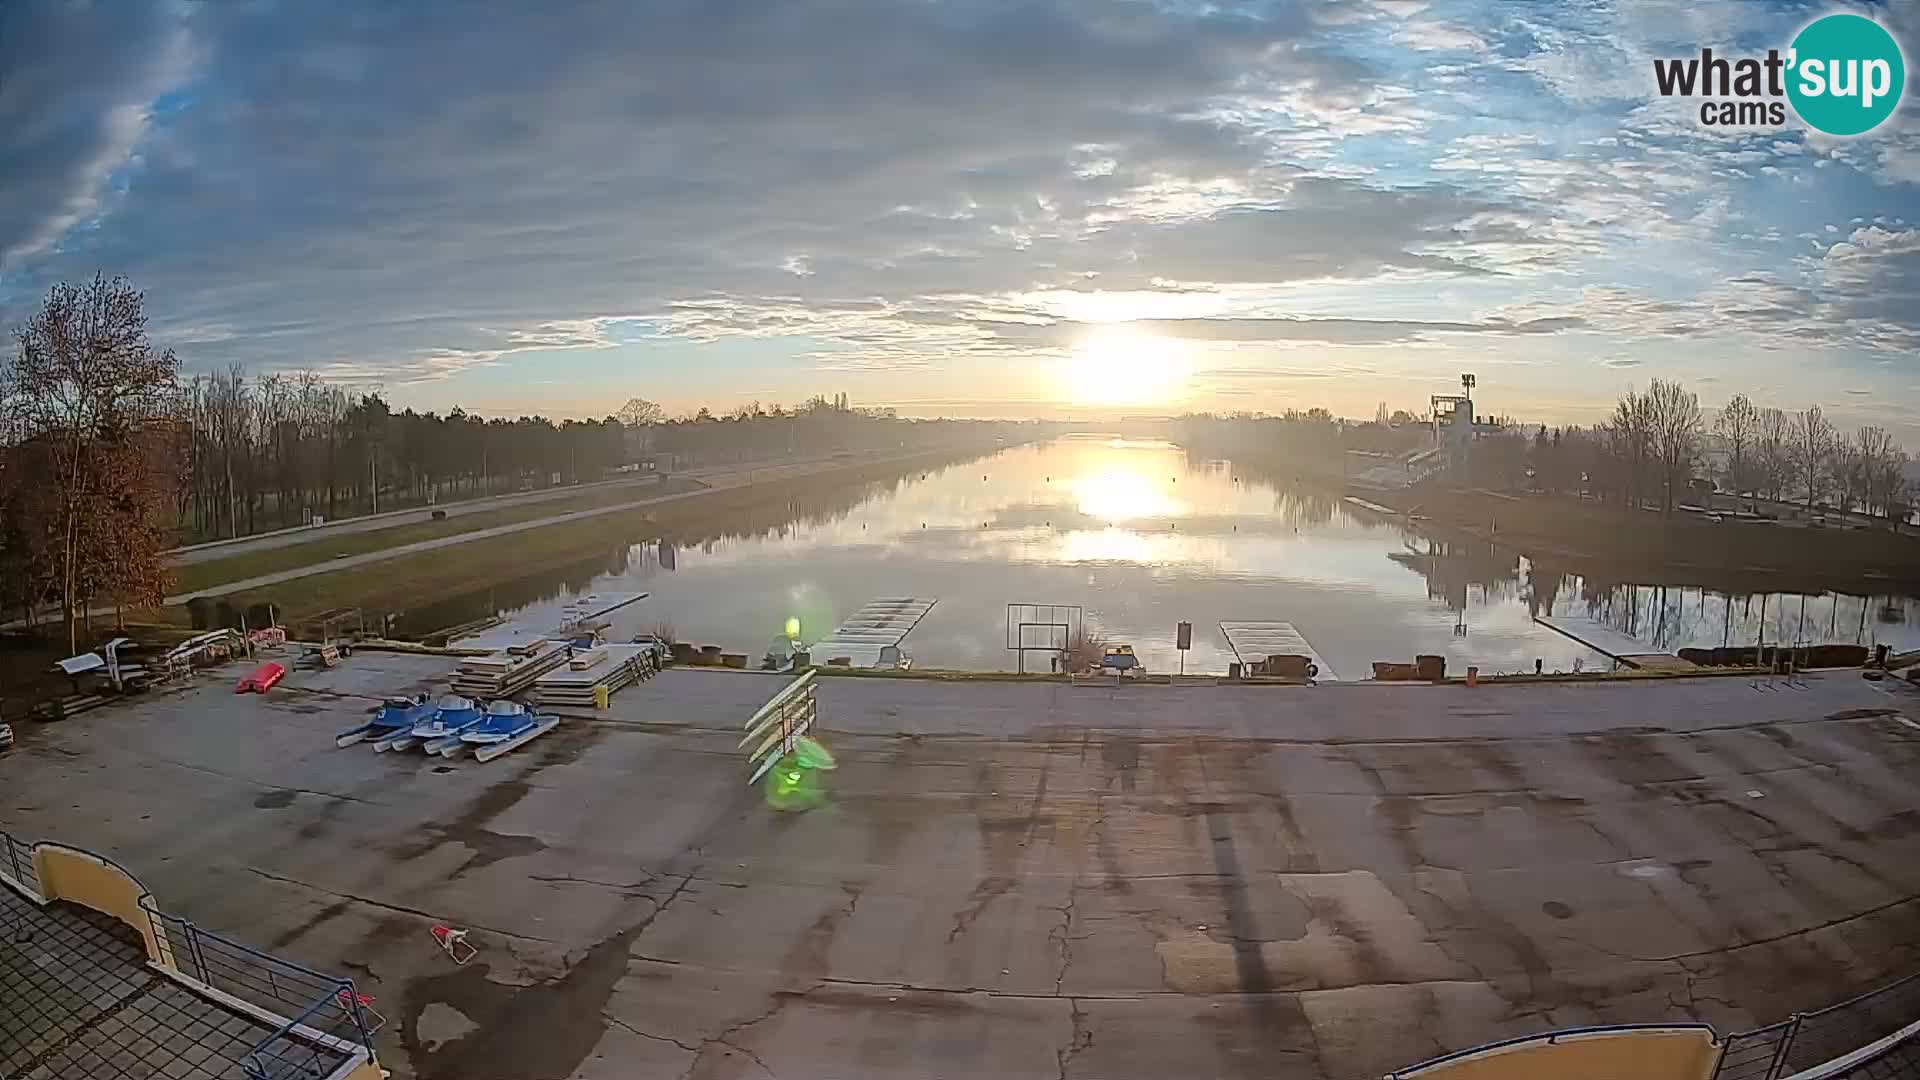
[165, 453, 921, 604]
[170, 451, 875, 566]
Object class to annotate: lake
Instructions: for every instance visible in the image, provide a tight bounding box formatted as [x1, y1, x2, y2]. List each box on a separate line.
[396, 436, 1920, 676]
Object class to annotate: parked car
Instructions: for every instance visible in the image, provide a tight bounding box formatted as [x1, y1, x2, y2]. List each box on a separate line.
[0, 722, 14, 753]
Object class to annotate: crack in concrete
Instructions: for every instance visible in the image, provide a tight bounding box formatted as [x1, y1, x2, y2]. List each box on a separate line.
[243, 866, 558, 943]
[1643, 890, 1920, 963]
[631, 872, 698, 944]
[713, 1038, 780, 1078]
[1051, 884, 1079, 997]
[679, 995, 792, 1080]
[529, 872, 660, 893]
[604, 1014, 701, 1054]
[1054, 997, 1090, 1080]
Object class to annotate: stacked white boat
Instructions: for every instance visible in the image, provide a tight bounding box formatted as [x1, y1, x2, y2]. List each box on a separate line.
[530, 643, 660, 707]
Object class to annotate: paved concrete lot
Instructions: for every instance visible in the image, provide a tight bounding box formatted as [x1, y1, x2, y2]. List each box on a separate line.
[3, 656, 1918, 1079]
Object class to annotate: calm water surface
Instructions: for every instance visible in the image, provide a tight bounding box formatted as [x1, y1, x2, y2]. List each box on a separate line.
[401, 437, 1920, 676]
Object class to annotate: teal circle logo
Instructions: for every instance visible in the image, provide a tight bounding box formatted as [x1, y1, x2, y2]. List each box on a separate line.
[1787, 14, 1905, 136]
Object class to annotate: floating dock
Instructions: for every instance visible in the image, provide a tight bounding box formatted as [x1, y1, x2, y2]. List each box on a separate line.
[530, 644, 658, 707]
[451, 591, 649, 652]
[810, 597, 938, 669]
[1341, 496, 1400, 517]
[1533, 614, 1695, 671]
[1219, 620, 1338, 681]
[450, 639, 573, 697]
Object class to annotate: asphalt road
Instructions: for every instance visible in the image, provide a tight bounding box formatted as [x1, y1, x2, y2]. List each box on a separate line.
[3, 661, 1916, 1079]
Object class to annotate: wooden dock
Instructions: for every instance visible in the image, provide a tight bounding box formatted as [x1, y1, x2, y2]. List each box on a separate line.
[1533, 614, 1696, 672]
[811, 598, 938, 669]
[452, 590, 649, 651]
[1219, 620, 1338, 680]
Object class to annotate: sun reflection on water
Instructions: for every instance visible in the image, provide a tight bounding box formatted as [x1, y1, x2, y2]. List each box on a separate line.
[1072, 465, 1183, 523]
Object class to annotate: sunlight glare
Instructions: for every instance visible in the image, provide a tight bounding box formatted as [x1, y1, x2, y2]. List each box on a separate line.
[1057, 327, 1191, 408]
[1073, 466, 1182, 522]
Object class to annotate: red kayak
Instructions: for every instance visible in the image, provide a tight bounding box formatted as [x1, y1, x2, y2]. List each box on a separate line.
[235, 662, 287, 693]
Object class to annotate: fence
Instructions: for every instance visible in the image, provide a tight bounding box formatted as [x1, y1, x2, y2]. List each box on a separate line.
[1710, 972, 1920, 1080]
[1, 827, 376, 1080]
[0, 829, 38, 896]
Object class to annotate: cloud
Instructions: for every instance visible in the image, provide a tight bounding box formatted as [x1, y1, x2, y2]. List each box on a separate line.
[1393, 22, 1489, 52]
[0, 0, 1912, 434]
[1125, 314, 1583, 343]
[1, 0, 1460, 378]
[0, 3, 191, 262]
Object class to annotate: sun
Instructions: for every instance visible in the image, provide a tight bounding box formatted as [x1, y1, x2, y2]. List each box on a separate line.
[1057, 327, 1191, 408]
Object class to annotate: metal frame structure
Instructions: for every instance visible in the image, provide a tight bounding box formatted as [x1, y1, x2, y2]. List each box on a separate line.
[1713, 972, 1920, 1080]
[740, 670, 819, 785]
[1, 827, 377, 1080]
[1390, 969, 1920, 1080]
[1006, 603, 1083, 673]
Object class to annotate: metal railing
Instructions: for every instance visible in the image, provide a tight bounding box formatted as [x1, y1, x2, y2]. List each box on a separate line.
[142, 899, 376, 1079]
[0, 828, 376, 1080]
[0, 828, 38, 896]
[1709, 972, 1920, 1080]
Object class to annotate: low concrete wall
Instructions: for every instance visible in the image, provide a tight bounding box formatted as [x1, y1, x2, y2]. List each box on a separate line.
[1395, 1026, 1721, 1080]
[32, 843, 173, 970]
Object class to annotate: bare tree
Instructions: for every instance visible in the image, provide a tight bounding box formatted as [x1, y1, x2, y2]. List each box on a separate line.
[1606, 388, 1656, 510]
[1855, 426, 1901, 519]
[1828, 429, 1864, 514]
[1646, 378, 1702, 515]
[1792, 404, 1837, 510]
[1713, 393, 1759, 509]
[618, 397, 664, 426]
[1756, 406, 1792, 503]
[8, 275, 180, 651]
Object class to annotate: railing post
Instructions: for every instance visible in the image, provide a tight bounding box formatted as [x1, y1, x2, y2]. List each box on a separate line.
[190, 923, 211, 983]
[1766, 1014, 1803, 1079]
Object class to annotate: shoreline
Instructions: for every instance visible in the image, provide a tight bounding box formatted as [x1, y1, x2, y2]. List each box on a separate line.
[184, 442, 1006, 626]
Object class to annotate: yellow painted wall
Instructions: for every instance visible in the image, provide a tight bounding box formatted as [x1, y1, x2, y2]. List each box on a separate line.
[1397, 1028, 1721, 1080]
[340, 1057, 390, 1080]
[32, 844, 175, 971]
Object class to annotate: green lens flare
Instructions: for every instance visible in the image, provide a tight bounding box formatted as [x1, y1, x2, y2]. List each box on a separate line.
[763, 750, 830, 811]
[785, 616, 802, 639]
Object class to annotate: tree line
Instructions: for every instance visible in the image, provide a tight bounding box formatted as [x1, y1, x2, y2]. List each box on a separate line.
[1522, 381, 1911, 521]
[1178, 379, 1914, 524]
[2, 277, 1033, 651]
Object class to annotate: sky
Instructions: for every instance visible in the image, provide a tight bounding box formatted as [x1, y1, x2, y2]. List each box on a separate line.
[2, 0, 1918, 437]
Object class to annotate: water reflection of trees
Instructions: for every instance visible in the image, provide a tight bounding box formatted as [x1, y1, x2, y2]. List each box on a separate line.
[1386, 537, 1524, 611]
[1219, 456, 1342, 528]
[659, 474, 913, 548]
[393, 545, 634, 636]
[1552, 579, 1916, 651]
[394, 454, 981, 636]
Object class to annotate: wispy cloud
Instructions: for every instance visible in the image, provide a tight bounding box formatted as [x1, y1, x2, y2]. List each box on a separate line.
[0, 0, 1914, 437]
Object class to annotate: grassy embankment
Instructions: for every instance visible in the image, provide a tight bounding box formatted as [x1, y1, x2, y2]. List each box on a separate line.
[174, 477, 706, 595]
[184, 445, 996, 628]
[1377, 486, 1920, 592]
[1206, 444, 1920, 591]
